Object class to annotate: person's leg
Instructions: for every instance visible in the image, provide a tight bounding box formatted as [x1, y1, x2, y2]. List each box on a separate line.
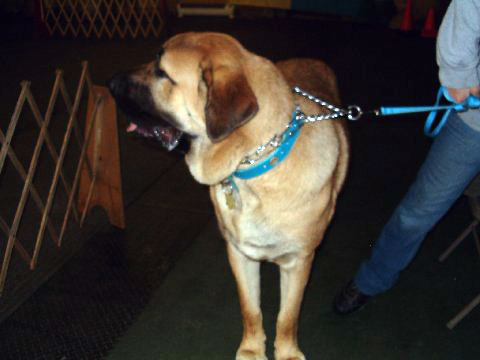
[355, 112, 480, 296]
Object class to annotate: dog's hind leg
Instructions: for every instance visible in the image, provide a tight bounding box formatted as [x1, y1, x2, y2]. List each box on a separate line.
[226, 242, 267, 360]
[274, 252, 314, 360]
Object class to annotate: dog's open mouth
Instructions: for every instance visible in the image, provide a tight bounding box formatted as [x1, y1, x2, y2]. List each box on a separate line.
[126, 122, 183, 151]
[106, 75, 184, 151]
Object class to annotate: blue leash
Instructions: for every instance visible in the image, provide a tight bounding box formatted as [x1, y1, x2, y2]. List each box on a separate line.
[376, 87, 480, 137]
[228, 87, 479, 182]
[220, 86, 480, 198]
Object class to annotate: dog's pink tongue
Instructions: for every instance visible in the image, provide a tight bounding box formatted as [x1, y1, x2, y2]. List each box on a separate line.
[126, 123, 138, 133]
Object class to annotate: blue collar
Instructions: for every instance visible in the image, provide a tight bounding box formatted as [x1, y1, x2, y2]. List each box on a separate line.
[233, 111, 302, 180]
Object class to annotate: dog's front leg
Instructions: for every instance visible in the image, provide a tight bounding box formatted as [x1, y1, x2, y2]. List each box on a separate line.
[226, 242, 267, 360]
[274, 252, 314, 360]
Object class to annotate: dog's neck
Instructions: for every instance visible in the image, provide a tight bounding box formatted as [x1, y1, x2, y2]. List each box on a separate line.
[185, 58, 294, 186]
[185, 104, 294, 186]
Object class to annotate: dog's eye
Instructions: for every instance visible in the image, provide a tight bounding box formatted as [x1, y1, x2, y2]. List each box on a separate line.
[155, 67, 167, 78]
[154, 66, 176, 85]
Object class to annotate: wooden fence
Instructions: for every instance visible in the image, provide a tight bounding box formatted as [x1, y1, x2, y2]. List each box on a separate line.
[0, 62, 124, 316]
[40, 0, 164, 38]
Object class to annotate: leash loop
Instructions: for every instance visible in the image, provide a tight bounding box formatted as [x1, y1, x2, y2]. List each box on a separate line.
[424, 87, 453, 137]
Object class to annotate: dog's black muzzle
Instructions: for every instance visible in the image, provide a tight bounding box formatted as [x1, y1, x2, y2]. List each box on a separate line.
[107, 73, 185, 152]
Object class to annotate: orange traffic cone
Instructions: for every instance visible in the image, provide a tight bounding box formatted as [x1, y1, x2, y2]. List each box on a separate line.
[400, 0, 413, 31]
[421, 7, 437, 38]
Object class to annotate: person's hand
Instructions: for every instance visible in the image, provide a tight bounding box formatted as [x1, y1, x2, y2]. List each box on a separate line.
[446, 86, 480, 103]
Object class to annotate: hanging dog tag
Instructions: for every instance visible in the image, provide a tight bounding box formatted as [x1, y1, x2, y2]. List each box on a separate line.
[225, 192, 236, 209]
[221, 177, 241, 210]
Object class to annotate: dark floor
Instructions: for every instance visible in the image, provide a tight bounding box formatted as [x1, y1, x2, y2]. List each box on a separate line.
[1, 10, 479, 360]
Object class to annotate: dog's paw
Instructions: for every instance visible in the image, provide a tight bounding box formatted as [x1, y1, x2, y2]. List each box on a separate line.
[274, 349, 306, 360]
[236, 348, 268, 360]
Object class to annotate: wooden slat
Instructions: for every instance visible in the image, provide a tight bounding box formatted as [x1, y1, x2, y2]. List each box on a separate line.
[0, 83, 59, 292]
[57, 62, 96, 197]
[58, 70, 86, 151]
[0, 83, 29, 176]
[0, 216, 31, 265]
[80, 173, 97, 226]
[36, 70, 80, 223]
[0, 128, 59, 240]
[49, 62, 89, 247]
[25, 71, 80, 225]
[30, 65, 89, 268]
[59, 95, 102, 246]
[0, 129, 60, 248]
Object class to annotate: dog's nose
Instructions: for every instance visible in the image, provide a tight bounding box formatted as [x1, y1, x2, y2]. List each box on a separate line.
[107, 73, 130, 97]
[107, 75, 121, 95]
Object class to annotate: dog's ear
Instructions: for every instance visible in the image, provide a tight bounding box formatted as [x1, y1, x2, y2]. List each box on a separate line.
[202, 64, 259, 142]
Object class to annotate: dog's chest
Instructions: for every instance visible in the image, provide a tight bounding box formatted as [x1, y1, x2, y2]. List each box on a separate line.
[212, 185, 298, 262]
[228, 219, 296, 262]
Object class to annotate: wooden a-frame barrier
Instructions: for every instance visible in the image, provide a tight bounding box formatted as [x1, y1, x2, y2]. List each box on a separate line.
[0, 61, 124, 300]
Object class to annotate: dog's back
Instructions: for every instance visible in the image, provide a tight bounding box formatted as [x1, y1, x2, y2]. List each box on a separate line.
[277, 58, 349, 196]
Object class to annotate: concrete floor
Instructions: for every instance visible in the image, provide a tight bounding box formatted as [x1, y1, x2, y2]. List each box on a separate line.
[0, 12, 478, 360]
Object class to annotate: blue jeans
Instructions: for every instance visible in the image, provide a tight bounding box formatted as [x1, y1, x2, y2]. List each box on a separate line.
[354, 111, 480, 296]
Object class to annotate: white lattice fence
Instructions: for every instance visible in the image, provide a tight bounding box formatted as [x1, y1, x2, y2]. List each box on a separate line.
[41, 0, 164, 38]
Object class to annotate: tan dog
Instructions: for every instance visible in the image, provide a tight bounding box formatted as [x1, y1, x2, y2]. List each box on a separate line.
[108, 32, 349, 360]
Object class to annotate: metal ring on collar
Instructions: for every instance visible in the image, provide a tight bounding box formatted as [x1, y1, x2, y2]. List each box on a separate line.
[347, 105, 363, 121]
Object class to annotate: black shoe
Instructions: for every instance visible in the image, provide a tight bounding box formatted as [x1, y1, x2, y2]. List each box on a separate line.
[333, 280, 370, 315]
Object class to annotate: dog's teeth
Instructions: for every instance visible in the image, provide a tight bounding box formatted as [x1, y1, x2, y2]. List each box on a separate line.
[166, 139, 179, 151]
[127, 123, 138, 132]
